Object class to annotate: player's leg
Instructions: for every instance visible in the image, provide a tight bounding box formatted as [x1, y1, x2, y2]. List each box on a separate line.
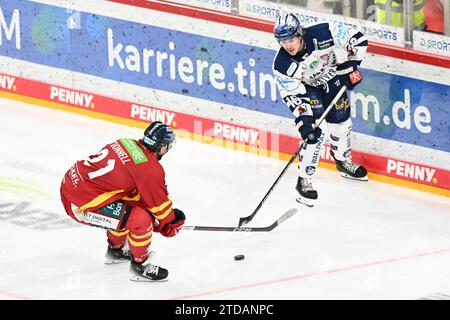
[124, 206, 168, 282]
[83, 201, 133, 264]
[325, 80, 368, 180]
[105, 229, 131, 264]
[296, 89, 327, 207]
[61, 195, 134, 263]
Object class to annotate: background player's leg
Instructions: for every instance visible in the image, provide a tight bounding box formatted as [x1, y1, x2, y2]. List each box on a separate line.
[325, 83, 368, 180]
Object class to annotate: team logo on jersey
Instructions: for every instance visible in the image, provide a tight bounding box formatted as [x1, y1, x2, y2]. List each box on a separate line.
[305, 166, 316, 175]
[286, 62, 298, 77]
[309, 60, 318, 70]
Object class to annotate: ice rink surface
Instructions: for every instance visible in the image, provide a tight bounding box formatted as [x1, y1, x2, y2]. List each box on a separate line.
[1, 97, 450, 300]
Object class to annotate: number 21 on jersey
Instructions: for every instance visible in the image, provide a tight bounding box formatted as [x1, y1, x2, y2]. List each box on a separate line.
[83, 149, 116, 180]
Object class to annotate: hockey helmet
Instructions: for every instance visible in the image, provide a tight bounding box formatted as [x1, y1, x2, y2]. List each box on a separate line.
[274, 13, 302, 41]
[142, 121, 176, 154]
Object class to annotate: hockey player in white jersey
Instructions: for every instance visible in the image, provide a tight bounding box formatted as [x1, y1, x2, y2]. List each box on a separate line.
[272, 13, 369, 207]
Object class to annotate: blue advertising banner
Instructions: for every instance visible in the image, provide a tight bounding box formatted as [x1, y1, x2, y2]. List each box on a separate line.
[0, 0, 448, 153]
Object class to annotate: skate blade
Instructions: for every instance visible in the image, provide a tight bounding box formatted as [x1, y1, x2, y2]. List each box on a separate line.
[104, 259, 129, 265]
[130, 275, 168, 282]
[339, 173, 369, 181]
[296, 196, 315, 207]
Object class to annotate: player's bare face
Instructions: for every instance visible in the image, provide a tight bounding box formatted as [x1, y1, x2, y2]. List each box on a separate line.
[280, 37, 304, 56]
[159, 145, 169, 157]
[157, 142, 174, 160]
[156, 148, 167, 160]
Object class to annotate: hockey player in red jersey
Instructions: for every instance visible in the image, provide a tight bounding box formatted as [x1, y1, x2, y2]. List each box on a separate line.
[60, 121, 185, 282]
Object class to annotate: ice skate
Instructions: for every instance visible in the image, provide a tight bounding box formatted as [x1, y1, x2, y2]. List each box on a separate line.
[129, 257, 168, 282]
[295, 176, 318, 207]
[333, 155, 368, 181]
[104, 242, 131, 265]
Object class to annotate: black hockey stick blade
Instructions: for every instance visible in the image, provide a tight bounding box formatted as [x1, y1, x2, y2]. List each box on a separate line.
[182, 208, 297, 232]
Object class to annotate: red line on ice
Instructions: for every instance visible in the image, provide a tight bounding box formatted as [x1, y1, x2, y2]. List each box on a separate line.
[169, 247, 450, 300]
[0, 290, 31, 300]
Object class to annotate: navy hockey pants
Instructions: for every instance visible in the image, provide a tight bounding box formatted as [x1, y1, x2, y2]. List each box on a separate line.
[304, 76, 350, 124]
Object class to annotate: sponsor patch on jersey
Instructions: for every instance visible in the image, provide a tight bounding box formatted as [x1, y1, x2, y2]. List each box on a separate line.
[277, 77, 299, 91]
[309, 99, 323, 109]
[79, 212, 119, 230]
[318, 39, 333, 50]
[309, 60, 318, 70]
[334, 22, 347, 47]
[120, 138, 148, 164]
[334, 97, 349, 110]
[98, 201, 125, 218]
[286, 62, 298, 77]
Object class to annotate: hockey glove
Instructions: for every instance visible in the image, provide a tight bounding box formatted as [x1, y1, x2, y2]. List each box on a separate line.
[159, 208, 186, 238]
[295, 116, 322, 144]
[340, 69, 363, 90]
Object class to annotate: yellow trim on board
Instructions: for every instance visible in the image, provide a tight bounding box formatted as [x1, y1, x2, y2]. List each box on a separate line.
[0, 91, 148, 130]
[2, 91, 448, 198]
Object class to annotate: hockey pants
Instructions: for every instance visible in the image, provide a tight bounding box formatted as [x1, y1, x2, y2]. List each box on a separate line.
[61, 193, 153, 262]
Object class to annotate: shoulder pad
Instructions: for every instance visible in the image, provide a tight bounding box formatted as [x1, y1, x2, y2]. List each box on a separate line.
[303, 23, 334, 53]
[304, 22, 330, 32]
[273, 48, 300, 77]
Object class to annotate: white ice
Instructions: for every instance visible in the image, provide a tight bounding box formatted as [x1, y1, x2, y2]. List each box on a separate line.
[1, 97, 450, 300]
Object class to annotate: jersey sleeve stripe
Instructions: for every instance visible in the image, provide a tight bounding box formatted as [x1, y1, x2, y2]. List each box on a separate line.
[149, 199, 172, 214]
[79, 189, 125, 212]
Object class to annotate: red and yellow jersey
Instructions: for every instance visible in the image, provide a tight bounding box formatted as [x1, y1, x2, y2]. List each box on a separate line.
[60, 138, 174, 225]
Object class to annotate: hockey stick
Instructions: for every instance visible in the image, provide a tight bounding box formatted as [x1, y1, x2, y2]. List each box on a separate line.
[237, 85, 347, 227]
[182, 208, 297, 232]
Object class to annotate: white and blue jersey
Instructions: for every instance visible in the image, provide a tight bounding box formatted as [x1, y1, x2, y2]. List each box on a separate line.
[273, 22, 368, 124]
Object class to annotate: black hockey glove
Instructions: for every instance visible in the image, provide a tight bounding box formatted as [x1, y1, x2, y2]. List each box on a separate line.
[295, 116, 322, 144]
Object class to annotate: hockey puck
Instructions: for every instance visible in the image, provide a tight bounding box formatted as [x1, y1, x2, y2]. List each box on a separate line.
[234, 255, 245, 261]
